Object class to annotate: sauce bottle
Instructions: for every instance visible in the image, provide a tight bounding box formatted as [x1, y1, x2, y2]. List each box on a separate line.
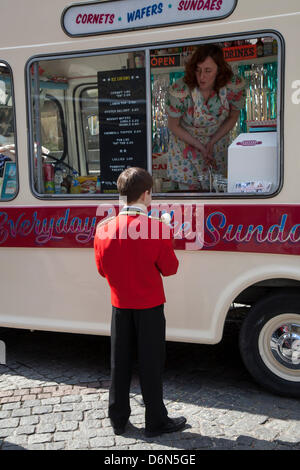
[256, 39, 264, 57]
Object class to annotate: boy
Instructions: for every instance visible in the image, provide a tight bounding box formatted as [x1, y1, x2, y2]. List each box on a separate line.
[94, 167, 186, 437]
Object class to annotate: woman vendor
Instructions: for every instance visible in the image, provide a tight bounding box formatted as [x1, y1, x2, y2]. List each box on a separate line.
[166, 44, 246, 191]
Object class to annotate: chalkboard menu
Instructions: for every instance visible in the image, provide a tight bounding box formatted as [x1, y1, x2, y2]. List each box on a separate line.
[98, 68, 147, 192]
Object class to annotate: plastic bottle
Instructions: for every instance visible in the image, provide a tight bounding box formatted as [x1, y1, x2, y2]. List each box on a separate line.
[60, 167, 68, 194]
[54, 166, 63, 194]
[272, 39, 278, 55]
[96, 175, 101, 194]
[43, 163, 55, 194]
[256, 39, 264, 57]
[70, 171, 81, 194]
[263, 38, 273, 56]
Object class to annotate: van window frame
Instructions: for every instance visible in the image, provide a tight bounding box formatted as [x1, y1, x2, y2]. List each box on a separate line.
[79, 84, 99, 176]
[41, 93, 68, 161]
[25, 29, 284, 200]
[0, 60, 19, 202]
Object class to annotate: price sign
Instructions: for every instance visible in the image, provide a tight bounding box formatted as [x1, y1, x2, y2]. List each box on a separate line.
[98, 69, 147, 192]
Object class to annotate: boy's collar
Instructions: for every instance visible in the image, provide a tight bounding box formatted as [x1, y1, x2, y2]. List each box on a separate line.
[121, 203, 148, 214]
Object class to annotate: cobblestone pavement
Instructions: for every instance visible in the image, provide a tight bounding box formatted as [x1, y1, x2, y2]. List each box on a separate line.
[0, 322, 299, 451]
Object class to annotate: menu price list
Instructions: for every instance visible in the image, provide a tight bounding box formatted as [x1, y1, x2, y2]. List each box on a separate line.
[98, 68, 147, 192]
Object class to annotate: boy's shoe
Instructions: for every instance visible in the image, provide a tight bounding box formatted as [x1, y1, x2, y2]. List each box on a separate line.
[110, 420, 126, 435]
[113, 426, 126, 435]
[145, 416, 187, 438]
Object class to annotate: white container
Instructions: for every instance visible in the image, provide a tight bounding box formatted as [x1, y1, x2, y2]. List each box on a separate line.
[227, 132, 278, 193]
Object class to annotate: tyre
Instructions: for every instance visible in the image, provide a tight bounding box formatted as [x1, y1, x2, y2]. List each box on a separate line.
[239, 292, 300, 398]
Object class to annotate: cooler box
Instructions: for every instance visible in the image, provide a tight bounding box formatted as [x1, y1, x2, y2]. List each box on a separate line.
[227, 132, 278, 193]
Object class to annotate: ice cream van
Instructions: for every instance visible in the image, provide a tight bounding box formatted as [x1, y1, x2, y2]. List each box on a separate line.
[0, 0, 299, 397]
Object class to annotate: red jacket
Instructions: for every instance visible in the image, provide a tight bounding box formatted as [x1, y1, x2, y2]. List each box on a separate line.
[94, 211, 179, 309]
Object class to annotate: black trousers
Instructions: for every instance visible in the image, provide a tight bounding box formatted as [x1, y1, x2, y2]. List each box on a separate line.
[109, 304, 169, 431]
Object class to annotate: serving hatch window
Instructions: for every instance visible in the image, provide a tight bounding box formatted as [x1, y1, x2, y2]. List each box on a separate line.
[0, 63, 17, 201]
[151, 36, 280, 195]
[28, 33, 281, 198]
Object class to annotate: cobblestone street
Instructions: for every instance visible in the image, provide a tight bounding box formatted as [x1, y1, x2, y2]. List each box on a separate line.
[0, 322, 299, 451]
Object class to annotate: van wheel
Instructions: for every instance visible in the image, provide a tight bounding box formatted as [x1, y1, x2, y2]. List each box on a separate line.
[239, 293, 300, 398]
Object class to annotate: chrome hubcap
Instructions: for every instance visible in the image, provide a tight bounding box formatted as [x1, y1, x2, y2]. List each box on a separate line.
[271, 326, 300, 366]
[258, 314, 300, 382]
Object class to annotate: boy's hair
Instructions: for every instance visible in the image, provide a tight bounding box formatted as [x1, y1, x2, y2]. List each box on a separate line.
[117, 167, 153, 203]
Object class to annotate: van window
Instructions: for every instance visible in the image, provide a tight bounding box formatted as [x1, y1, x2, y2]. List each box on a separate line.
[80, 87, 100, 175]
[28, 34, 280, 198]
[41, 94, 65, 158]
[29, 51, 146, 196]
[0, 64, 17, 200]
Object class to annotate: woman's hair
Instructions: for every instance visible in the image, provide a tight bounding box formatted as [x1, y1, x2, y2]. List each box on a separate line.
[117, 167, 153, 203]
[184, 44, 233, 93]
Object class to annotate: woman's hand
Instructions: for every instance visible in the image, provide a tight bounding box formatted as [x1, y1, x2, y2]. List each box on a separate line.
[193, 139, 217, 169]
[204, 154, 217, 170]
[205, 139, 215, 159]
[201, 139, 216, 169]
[168, 116, 219, 169]
[193, 140, 207, 156]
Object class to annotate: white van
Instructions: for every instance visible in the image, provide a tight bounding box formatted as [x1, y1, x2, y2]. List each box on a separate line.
[0, 0, 299, 397]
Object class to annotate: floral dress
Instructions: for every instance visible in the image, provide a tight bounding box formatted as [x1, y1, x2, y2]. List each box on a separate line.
[166, 75, 246, 187]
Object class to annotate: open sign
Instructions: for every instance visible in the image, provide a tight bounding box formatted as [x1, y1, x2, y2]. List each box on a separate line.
[150, 55, 181, 68]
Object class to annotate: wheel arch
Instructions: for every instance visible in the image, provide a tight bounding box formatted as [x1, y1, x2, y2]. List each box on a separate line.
[213, 265, 300, 342]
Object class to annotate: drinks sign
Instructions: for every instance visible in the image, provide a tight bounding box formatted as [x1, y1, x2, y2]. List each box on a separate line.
[62, 0, 237, 37]
[223, 44, 257, 62]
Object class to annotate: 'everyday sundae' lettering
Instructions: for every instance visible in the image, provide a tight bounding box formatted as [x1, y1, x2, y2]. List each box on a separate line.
[0, 206, 299, 256]
[203, 212, 295, 248]
[0, 209, 97, 245]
